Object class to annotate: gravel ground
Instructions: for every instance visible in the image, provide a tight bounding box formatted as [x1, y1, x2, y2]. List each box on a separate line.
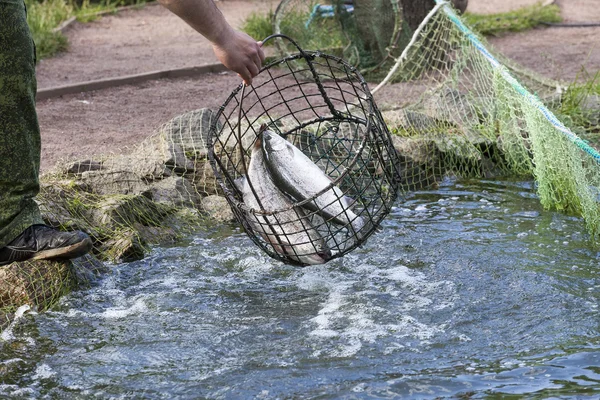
[36, 0, 600, 172]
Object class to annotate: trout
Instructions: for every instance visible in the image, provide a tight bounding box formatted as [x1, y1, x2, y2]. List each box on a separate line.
[240, 136, 331, 265]
[261, 129, 365, 235]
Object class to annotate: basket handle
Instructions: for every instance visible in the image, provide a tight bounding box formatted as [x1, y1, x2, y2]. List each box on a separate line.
[261, 34, 309, 59]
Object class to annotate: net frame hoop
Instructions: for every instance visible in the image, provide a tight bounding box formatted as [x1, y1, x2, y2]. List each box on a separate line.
[208, 34, 378, 217]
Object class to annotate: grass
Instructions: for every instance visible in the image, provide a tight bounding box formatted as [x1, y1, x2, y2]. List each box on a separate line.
[25, 0, 150, 60]
[25, 0, 72, 59]
[241, 9, 275, 43]
[240, 5, 344, 52]
[551, 70, 600, 146]
[463, 1, 562, 36]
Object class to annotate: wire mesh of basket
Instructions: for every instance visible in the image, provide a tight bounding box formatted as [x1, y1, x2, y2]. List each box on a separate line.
[208, 35, 400, 266]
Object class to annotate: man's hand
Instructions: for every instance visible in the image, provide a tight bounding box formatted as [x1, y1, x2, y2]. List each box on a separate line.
[157, 0, 266, 85]
[213, 30, 265, 85]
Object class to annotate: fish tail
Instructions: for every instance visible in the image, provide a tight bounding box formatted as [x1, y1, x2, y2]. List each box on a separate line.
[350, 216, 366, 238]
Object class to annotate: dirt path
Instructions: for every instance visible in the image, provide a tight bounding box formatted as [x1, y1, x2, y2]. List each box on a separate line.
[36, 0, 600, 172]
[485, 0, 600, 81]
[36, 0, 277, 89]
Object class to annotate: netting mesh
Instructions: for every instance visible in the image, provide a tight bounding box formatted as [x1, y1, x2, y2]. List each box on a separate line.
[3, 2, 599, 321]
[0, 260, 74, 324]
[373, 2, 600, 235]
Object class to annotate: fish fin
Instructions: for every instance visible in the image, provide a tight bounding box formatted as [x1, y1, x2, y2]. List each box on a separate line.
[286, 142, 295, 158]
[234, 176, 247, 192]
[259, 123, 268, 133]
[342, 195, 356, 208]
[351, 216, 365, 237]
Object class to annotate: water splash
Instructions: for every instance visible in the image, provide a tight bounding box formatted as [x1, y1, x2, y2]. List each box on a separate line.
[1, 179, 599, 399]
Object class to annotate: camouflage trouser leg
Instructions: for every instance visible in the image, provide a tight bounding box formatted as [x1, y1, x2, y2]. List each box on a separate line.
[0, 0, 44, 248]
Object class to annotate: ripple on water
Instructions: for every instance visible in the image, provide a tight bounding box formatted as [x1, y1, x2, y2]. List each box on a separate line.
[1, 178, 599, 399]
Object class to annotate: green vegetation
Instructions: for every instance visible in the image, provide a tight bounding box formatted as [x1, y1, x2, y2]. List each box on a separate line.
[463, 2, 562, 36]
[550, 71, 600, 153]
[554, 71, 600, 130]
[25, 0, 71, 59]
[241, 10, 274, 43]
[240, 6, 344, 52]
[25, 0, 150, 60]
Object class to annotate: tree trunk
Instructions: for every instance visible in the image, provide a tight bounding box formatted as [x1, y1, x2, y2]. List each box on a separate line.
[352, 0, 398, 65]
[401, 0, 436, 31]
[351, 0, 467, 68]
[402, 0, 467, 29]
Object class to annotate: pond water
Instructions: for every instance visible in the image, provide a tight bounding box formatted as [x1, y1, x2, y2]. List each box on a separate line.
[1, 178, 599, 399]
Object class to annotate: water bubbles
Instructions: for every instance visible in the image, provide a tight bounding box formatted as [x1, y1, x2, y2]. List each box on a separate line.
[4, 179, 600, 399]
[351, 383, 368, 392]
[32, 364, 56, 381]
[101, 297, 148, 320]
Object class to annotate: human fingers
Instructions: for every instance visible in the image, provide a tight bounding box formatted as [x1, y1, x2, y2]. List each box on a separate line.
[257, 42, 266, 63]
[247, 61, 259, 80]
[239, 67, 252, 86]
[251, 50, 263, 74]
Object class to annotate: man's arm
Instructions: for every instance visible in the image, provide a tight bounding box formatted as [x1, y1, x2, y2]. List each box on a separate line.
[158, 0, 265, 84]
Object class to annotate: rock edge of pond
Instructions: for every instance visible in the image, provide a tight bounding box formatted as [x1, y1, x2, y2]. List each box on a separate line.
[0, 105, 514, 331]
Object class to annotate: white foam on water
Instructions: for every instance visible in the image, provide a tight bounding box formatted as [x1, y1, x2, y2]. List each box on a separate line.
[135, 275, 196, 296]
[0, 358, 22, 365]
[383, 265, 424, 284]
[383, 342, 406, 355]
[296, 266, 354, 292]
[101, 297, 148, 320]
[138, 276, 178, 289]
[0, 386, 34, 397]
[388, 316, 447, 341]
[310, 291, 348, 335]
[1, 304, 31, 341]
[192, 237, 213, 246]
[301, 260, 456, 358]
[32, 364, 56, 380]
[238, 256, 278, 279]
[0, 384, 19, 395]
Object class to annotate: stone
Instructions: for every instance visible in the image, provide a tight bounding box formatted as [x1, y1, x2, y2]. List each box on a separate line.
[79, 169, 148, 196]
[160, 108, 221, 160]
[581, 94, 600, 126]
[145, 175, 202, 209]
[89, 195, 172, 232]
[383, 109, 439, 134]
[136, 132, 196, 175]
[0, 260, 76, 313]
[102, 153, 171, 182]
[98, 229, 146, 262]
[64, 159, 104, 175]
[192, 160, 223, 196]
[134, 223, 179, 245]
[70, 254, 108, 286]
[201, 195, 235, 222]
[391, 135, 442, 190]
[37, 181, 98, 233]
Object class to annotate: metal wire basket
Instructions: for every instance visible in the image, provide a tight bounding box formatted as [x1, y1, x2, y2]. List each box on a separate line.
[208, 35, 400, 266]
